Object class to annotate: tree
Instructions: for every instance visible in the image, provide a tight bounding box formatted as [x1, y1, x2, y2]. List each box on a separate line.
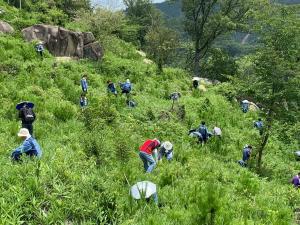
[145, 26, 179, 72]
[180, 0, 254, 76]
[239, 4, 300, 173]
[123, 0, 162, 47]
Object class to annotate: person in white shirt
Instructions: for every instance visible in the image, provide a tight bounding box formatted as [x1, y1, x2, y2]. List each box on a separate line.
[213, 125, 222, 138]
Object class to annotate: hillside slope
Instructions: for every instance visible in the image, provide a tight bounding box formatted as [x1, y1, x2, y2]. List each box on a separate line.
[0, 3, 300, 224]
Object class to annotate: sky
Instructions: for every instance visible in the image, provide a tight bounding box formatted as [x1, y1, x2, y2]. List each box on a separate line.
[91, 0, 166, 10]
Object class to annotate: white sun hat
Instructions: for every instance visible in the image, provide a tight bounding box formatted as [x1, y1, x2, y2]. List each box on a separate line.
[162, 141, 173, 151]
[18, 128, 30, 137]
[130, 181, 156, 199]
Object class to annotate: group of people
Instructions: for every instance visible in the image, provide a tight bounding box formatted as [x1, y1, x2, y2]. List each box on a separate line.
[12, 101, 42, 161]
[79, 75, 137, 109]
[189, 121, 222, 145]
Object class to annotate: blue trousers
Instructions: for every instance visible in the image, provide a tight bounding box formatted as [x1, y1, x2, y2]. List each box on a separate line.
[139, 151, 156, 173]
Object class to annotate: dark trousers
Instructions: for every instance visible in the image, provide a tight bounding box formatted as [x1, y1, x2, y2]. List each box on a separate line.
[12, 150, 37, 161]
[22, 123, 33, 135]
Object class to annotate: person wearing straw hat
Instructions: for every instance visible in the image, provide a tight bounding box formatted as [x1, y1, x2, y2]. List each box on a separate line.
[11, 128, 42, 161]
[17, 101, 36, 135]
[158, 141, 174, 162]
[130, 181, 158, 204]
[139, 138, 160, 173]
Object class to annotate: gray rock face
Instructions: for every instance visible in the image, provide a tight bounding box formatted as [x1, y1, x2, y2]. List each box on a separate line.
[0, 21, 14, 34]
[22, 24, 103, 60]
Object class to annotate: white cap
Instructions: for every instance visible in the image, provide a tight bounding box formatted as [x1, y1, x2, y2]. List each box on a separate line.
[126, 79, 130, 83]
[162, 141, 173, 151]
[18, 128, 30, 137]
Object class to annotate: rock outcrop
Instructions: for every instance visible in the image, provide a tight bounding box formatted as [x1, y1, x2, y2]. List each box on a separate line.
[22, 25, 103, 60]
[0, 21, 14, 34]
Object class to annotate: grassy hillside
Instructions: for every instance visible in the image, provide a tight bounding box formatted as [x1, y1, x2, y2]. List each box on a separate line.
[0, 3, 300, 225]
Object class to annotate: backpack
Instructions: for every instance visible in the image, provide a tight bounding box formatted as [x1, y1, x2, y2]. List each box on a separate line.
[123, 83, 131, 92]
[23, 108, 35, 123]
[198, 125, 207, 138]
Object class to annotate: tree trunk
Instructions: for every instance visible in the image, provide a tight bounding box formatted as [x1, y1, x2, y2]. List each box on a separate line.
[194, 38, 201, 76]
[256, 110, 273, 174]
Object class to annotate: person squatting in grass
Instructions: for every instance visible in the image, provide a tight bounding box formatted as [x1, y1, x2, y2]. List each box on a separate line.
[119, 79, 132, 95]
[107, 80, 117, 96]
[158, 141, 174, 162]
[291, 172, 300, 188]
[139, 139, 160, 173]
[11, 128, 42, 161]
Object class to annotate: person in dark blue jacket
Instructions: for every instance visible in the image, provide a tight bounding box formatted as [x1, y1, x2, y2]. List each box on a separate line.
[11, 128, 42, 161]
[119, 79, 132, 94]
[197, 121, 209, 144]
[254, 118, 264, 135]
[107, 80, 117, 95]
[80, 75, 88, 92]
[238, 145, 252, 167]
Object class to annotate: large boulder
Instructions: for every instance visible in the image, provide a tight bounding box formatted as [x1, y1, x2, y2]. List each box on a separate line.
[0, 21, 14, 34]
[21, 24, 103, 60]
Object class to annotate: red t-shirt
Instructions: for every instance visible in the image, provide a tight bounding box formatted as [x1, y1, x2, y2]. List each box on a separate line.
[139, 139, 159, 155]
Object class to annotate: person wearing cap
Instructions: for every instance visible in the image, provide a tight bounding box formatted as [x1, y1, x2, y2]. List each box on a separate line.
[241, 100, 250, 113]
[11, 128, 42, 161]
[18, 103, 36, 135]
[139, 139, 160, 173]
[119, 79, 132, 95]
[35, 42, 44, 58]
[158, 141, 174, 162]
[80, 75, 88, 93]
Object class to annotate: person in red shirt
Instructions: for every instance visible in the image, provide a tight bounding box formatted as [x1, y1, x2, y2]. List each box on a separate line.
[139, 139, 160, 173]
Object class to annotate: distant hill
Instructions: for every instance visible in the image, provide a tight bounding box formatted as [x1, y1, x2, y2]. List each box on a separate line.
[154, 0, 300, 57]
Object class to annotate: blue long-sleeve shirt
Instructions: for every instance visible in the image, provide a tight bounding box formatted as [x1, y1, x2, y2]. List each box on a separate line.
[81, 78, 88, 92]
[14, 136, 42, 158]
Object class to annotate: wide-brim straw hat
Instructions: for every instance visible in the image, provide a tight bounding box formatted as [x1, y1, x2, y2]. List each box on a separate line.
[163, 141, 173, 151]
[18, 128, 30, 137]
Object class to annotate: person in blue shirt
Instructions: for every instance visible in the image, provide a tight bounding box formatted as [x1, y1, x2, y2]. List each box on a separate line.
[197, 121, 209, 144]
[107, 80, 117, 95]
[11, 128, 42, 161]
[35, 42, 44, 58]
[241, 100, 249, 113]
[238, 145, 252, 167]
[119, 79, 132, 95]
[80, 75, 88, 93]
[254, 118, 263, 135]
[80, 94, 88, 110]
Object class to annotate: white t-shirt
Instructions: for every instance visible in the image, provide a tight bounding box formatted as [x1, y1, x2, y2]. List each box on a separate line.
[213, 127, 222, 136]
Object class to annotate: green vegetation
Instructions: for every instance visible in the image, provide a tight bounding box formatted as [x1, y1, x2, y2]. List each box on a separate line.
[0, 0, 300, 224]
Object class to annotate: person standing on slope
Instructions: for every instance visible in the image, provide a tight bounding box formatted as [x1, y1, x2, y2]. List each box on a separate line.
[81, 75, 88, 93]
[197, 121, 209, 144]
[139, 139, 160, 173]
[254, 118, 264, 135]
[17, 102, 36, 136]
[238, 145, 253, 167]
